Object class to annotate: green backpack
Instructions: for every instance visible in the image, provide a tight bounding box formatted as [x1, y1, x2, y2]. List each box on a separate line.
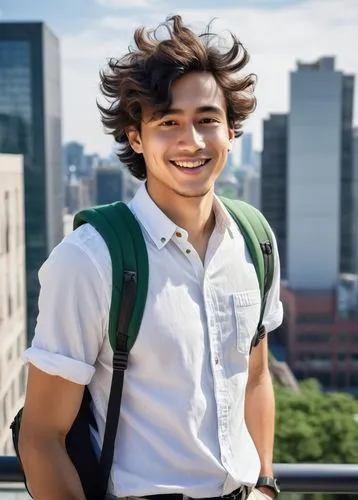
[11, 197, 275, 500]
[71, 196, 275, 498]
[73, 197, 275, 354]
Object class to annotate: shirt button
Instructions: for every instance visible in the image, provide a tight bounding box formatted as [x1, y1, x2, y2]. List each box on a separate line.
[176, 231, 182, 238]
[185, 249, 191, 254]
[214, 356, 219, 365]
[161, 237, 166, 243]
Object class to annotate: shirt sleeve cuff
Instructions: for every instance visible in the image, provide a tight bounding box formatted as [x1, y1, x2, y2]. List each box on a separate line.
[263, 302, 283, 333]
[23, 347, 95, 385]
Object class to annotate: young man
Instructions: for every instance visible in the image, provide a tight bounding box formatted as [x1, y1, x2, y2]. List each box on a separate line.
[19, 15, 283, 500]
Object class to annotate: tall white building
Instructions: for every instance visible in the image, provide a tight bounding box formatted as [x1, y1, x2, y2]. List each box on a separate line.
[287, 57, 355, 290]
[0, 154, 27, 456]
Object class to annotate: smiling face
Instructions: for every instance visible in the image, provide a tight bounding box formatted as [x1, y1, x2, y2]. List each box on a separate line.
[127, 71, 235, 203]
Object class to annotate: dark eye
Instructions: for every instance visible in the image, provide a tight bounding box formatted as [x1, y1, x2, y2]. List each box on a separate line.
[160, 120, 177, 127]
[200, 118, 219, 124]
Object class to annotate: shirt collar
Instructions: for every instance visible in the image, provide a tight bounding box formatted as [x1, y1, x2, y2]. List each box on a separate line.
[213, 196, 236, 239]
[129, 183, 178, 249]
[129, 183, 235, 249]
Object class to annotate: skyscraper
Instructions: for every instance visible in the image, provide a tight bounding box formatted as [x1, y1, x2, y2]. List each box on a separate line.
[0, 154, 27, 455]
[353, 128, 358, 274]
[63, 141, 85, 177]
[261, 114, 288, 279]
[0, 23, 63, 343]
[241, 132, 253, 166]
[273, 58, 358, 392]
[95, 165, 125, 205]
[287, 57, 355, 290]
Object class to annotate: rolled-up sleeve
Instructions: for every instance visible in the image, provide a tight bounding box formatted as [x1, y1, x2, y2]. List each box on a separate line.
[262, 228, 283, 333]
[24, 239, 109, 385]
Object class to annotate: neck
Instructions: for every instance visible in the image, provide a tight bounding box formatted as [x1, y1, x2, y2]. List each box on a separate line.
[146, 182, 216, 244]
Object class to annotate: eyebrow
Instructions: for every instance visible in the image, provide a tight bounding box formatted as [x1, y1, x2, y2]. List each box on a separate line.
[150, 105, 225, 121]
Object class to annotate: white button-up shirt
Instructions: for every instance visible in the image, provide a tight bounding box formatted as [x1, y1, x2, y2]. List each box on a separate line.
[24, 184, 283, 498]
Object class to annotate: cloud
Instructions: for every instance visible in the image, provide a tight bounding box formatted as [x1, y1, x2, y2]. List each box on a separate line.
[97, 0, 160, 8]
[98, 16, 141, 30]
[61, 0, 358, 156]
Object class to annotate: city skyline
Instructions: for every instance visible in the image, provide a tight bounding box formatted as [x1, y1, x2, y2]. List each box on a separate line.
[1, 0, 357, 157]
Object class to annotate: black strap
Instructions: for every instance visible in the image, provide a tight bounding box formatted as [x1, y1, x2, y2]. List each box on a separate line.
[249, 240, 274, 353]
[97, 271, 137, 499]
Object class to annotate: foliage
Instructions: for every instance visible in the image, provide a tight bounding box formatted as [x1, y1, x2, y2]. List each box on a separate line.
[274, 379, 358, 464]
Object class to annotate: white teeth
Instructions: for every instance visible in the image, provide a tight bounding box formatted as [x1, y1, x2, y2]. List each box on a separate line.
[172, 160, 207, 168]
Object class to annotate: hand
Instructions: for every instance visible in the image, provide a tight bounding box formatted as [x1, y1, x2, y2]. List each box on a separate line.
[257, 486, 276, 499]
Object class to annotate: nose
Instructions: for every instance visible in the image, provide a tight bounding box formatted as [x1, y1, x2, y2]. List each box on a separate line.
[178, 123, 205, 152]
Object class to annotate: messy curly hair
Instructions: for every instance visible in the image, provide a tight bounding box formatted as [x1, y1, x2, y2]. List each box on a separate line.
[98, 15, 256, 180]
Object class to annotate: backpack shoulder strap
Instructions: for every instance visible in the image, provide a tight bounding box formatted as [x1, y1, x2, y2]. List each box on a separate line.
[73, 202, 149, 351]
[73, 202, 149, 497]
[219, 197, 275, 352]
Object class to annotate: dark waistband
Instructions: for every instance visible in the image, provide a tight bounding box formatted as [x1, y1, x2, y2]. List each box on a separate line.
[143, 486, 249, 500]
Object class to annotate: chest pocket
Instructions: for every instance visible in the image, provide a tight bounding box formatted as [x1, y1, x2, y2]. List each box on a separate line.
[233, 290, 261, 354]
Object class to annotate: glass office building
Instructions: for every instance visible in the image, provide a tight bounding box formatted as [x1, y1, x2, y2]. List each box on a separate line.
[0, 23, 63, 344]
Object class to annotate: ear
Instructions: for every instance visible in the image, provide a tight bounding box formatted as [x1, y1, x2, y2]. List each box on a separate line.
[227, 128, 235, 151]
[126, 126, 143, 154]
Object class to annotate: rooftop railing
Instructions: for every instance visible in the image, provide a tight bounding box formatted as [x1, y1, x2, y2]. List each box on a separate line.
[1, 456, 358, 494]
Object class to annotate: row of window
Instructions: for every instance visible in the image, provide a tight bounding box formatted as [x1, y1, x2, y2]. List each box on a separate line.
[297, 332, 358, 343]
[298, 353, 358, 362]
[0, 187, 24, 255]
[0, 363, 26, 439]
[297, 313, 333, 324]
[0, 270, 24, 325]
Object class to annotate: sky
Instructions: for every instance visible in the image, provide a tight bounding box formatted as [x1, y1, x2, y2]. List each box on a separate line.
[1, 0, 357, 158]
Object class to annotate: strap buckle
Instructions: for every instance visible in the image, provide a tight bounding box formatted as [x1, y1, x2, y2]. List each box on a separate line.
[113, 350, 129, 372]
[260, 241, 273, 255]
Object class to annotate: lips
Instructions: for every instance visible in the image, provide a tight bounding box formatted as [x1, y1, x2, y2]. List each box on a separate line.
[169, 159, 211, 169]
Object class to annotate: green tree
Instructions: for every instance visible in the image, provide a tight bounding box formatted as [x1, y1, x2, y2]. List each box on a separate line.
[274, 379, 358, 464]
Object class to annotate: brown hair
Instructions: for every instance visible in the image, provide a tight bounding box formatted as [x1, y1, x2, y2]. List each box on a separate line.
[98, 15, 256, 180]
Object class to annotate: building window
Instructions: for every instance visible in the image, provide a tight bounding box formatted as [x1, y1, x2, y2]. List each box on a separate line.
[3, 393, 8, 426]
[15, 187, 20, 248]
[10, 381, 16, 408]
[17, 334, 23, 357]
[4, 190, 10, 253]
[7, 345, 13, 363]
[7, 291, 12, 318]
[297, 333, 328, 343]
[16, 274, 21, 309]
[19, 365, 27, 396]
[297, 313, 333, 324]
[350, 372, 358, 385]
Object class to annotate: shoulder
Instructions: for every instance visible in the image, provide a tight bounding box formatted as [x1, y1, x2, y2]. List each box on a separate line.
[64, 222, 110, 258]
[39, 223, 112, 294]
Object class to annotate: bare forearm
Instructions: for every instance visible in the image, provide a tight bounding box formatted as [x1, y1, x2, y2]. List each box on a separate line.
[20, 437, 86, 500]
[245, 370, 275, 476]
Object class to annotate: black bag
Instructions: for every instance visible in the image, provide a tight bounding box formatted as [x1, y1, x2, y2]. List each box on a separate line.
[10, 340, 130, 500]
[10, 287, 135, 500]
[11, 389, 102, 499]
